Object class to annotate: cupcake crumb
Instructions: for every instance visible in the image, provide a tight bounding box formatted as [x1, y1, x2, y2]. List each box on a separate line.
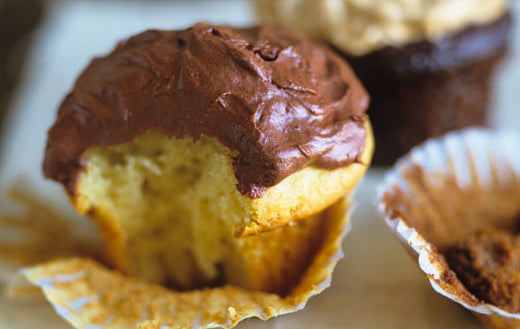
[443, 226, 520, 313]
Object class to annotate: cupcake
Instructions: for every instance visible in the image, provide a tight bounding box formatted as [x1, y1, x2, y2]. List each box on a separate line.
[378, 128, 520, 328]
[256, 0, 512, 165]
[43, 24, 373, 295]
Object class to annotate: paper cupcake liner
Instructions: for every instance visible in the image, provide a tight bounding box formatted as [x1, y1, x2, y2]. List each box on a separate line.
[5, 192, 351, 329]
[377, 128, 520, 328]
[0, 187, 101, 296]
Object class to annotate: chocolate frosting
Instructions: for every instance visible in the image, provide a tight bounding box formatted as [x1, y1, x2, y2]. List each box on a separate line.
[43, 24, 369, 198]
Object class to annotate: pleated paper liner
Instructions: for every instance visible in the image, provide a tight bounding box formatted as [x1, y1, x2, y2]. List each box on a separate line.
[2, 186, 351, 329]
[0, 186, 102, 297]
[378, 128, 520, 328]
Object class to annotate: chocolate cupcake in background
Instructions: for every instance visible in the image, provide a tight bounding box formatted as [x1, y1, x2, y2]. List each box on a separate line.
[256, 0, 513, 165]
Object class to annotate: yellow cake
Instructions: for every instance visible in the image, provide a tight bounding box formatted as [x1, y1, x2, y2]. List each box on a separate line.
[74, 126, 372, 291]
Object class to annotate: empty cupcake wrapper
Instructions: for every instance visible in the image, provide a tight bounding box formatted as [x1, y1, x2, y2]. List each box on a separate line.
[378, 128, 520, 328]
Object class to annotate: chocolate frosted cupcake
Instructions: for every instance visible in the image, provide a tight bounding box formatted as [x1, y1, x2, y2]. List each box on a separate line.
[43, 23, 373, 295]
[257, 0, 512, 165]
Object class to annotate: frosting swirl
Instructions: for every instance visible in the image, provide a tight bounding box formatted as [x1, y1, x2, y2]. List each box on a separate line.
[43, 24, 369, 198]
[256, 0, 508, 56]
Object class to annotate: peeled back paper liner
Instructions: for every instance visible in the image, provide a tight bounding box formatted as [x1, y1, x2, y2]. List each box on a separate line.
[17, 194, 351, 329]
[0, 186, 102, 296]
[377, 128, 520, 328]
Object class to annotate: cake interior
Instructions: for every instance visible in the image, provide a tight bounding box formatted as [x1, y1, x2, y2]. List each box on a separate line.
[74, 131, 331, 294]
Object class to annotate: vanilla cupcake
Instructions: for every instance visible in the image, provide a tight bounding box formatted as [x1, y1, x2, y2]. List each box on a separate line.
[43, 23, 373, 294]
[257, 0, 512, 165]
[378, 128, 520, 328]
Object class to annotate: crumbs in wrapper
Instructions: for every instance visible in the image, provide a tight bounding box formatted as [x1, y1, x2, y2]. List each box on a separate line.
[378, 128, 520, 329]
[15, 195, 350, 329]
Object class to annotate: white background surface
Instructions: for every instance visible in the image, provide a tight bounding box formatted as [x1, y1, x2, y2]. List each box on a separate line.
[1, 1, 519, 328]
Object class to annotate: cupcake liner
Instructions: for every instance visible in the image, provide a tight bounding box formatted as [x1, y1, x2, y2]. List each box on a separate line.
[1, 186, 351, 329]
[0, 186, 101, 295]
[378, 128, 520, 328]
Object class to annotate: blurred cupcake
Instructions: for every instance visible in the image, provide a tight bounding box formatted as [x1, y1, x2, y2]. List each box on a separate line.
[256, 0, 513, 165]
[378, 128, 520, 328]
